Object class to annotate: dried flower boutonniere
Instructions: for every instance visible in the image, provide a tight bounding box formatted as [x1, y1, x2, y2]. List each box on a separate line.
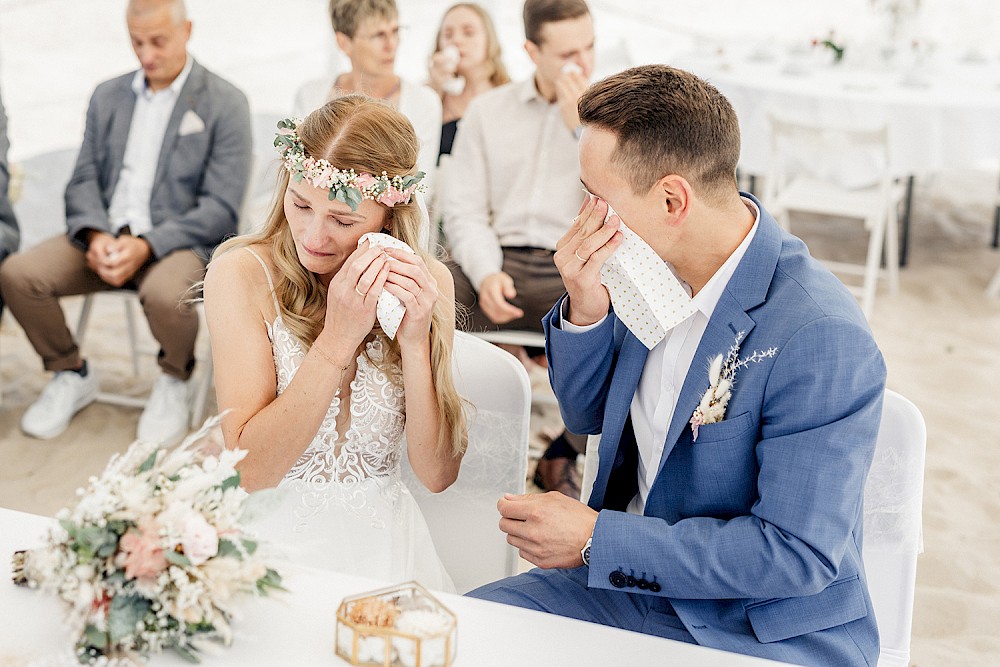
[690, 331, 779, 441]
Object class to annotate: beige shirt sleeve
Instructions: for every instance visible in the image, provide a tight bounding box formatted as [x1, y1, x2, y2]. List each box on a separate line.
[442, 98, 503, 290]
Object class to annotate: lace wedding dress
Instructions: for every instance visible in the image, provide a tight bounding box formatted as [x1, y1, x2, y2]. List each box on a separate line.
[242, 249, 454, 592]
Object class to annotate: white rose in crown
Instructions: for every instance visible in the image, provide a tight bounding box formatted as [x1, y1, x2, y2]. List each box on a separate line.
[690, 332, 779, 442]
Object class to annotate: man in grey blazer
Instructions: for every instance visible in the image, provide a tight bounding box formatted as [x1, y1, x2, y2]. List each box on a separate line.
[0, 0, 251, 443]
[0, 85, 19, 315]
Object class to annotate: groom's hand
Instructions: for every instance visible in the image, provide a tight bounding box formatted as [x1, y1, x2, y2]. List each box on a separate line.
[554, 194, 622, 326]
[498, 492, 597, 569]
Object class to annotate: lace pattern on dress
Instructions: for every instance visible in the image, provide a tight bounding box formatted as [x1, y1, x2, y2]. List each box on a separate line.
[245, 248, 409, 532]
[267, 318, 407, 531]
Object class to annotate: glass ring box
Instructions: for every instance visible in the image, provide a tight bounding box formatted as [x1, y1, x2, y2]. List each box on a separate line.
[335, 581, 457, 667]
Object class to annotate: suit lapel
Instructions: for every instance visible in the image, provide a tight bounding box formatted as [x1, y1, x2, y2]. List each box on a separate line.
[106, 78, 138, 197]
[153, 61, 204, 191]
[655, 194, 783, 477]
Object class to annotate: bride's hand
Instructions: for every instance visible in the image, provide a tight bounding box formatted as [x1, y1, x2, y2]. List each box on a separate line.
[320, 241, 390, 355]
[383, 248, 439, 349]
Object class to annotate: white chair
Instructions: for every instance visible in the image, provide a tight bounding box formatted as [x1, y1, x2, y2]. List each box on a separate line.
[863, 389, 926, 667]
[401, 331, 531, 593]
[470, 329, 558, 407]
[577, 389, 926, 667]
[764, 115, 901, 319]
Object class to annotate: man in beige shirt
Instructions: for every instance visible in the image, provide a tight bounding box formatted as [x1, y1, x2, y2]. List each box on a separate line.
[443, 0, 595, 495]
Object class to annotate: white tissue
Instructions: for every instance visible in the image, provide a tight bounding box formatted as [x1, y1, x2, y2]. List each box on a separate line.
[358, 232, 416, 340]
[598, 205, 696, 349]
[561, 61, 583, 76]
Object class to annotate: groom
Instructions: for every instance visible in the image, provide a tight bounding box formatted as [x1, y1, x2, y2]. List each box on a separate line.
[469, 65, 885, 666]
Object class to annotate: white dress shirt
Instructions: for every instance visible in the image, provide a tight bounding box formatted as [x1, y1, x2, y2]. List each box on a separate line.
[443, 78, 583, 289]
[563, 198, 760, 514]
[108, 57, 193, 237]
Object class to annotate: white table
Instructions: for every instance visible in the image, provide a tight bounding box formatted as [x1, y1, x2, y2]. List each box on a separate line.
[675, 48, 1000, 264]
[0, 507, 784, 666]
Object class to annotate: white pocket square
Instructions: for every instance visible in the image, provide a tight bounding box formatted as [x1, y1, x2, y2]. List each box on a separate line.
[178, 109, 205, 136]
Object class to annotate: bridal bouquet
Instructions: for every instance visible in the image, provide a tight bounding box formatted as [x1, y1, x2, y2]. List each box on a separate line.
[11, 425, 283, 665]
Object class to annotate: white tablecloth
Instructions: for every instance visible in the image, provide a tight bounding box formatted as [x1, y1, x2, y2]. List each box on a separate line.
[675, 48, 1000, 177]
[0, 507, 784, 666]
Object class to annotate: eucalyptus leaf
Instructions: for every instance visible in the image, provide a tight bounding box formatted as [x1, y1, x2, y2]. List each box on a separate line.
[220, 473, 240, 492]
[165, 550, 192, 567]
[138, 449, 159, 474]
[84, 624, 109, 649]
[108, 595, 151, 644]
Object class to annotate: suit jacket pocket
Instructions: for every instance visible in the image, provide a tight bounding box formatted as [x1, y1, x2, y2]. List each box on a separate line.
[691, 410, 754, 444]
[744, 575, 867, 644]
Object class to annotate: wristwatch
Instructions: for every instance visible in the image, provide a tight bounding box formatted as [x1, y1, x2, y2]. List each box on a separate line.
[581, 536, 593, 566]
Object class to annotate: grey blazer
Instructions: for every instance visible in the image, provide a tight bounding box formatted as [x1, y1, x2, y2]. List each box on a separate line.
[0, 86, 18, 259]
[64, 59, 251, 261]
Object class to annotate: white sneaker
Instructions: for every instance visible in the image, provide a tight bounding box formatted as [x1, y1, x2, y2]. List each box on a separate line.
[137, 374, 191, 445]
[21, 368, 99, 439]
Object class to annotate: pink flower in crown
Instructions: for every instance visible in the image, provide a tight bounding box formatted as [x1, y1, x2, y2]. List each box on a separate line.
[378, 185, 411, 207]
[118, 519, 168, 581]
[311, 165, 335, 189]
[276, 126, 295, 136]
[355, 173, 378, 190]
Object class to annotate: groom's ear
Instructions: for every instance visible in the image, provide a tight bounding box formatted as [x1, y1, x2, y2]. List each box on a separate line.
[658, 174, 693, 227]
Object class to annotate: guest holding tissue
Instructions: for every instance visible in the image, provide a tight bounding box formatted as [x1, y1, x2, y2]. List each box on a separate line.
[427, 3, 510, 161]
[443, 0, 595, 497]
[202, 95, 466, 589]
[470, 65, 885, 666]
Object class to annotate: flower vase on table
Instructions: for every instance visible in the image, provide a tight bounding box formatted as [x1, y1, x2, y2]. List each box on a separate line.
[10, 421, 284, 665]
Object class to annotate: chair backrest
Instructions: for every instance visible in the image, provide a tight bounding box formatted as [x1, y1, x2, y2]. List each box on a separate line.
[863, 389, 926, 667]
[401, 331, 531, 593]
[765, 114, 892, 198]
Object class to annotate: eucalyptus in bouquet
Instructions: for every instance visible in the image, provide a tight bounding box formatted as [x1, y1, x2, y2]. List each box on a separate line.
[12, 423, 283, 665]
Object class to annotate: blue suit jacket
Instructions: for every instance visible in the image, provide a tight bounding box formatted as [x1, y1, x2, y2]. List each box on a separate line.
[543, 196, 884, 665]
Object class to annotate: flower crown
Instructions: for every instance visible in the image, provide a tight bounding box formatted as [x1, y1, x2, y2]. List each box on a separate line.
[274, 117, 425, 211]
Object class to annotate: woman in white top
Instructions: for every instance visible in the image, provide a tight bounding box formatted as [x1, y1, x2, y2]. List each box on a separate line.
[294, 0, 441, 197]
[427, 3, 510, 161]
[203, 95, 466, 591]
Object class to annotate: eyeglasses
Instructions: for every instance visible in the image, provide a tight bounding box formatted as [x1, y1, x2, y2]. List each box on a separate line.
[354, 25, 406, 46]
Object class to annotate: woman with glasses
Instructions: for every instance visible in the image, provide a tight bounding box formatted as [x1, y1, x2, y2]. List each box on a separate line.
[294, 0, 442, 198]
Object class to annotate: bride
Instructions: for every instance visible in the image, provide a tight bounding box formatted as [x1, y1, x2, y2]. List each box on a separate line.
[202, 95, 467, 591]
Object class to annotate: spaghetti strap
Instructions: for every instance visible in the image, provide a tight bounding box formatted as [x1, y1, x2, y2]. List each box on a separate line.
[244, 248, 281, 319]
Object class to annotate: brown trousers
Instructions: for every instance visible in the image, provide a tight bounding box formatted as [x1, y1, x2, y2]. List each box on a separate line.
[0, 235, 206, 380]
[448, 246, 568, 334]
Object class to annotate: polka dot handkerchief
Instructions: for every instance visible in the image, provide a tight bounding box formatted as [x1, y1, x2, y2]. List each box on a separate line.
[599, 218, 696, 349]
[358, 232, 415, 340]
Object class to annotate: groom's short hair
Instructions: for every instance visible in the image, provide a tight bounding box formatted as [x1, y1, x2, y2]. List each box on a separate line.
[523, 0, 590, 46]
[578, 65, 740, 204]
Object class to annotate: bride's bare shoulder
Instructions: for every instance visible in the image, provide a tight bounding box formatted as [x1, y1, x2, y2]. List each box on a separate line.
[204, 243, 277, 301]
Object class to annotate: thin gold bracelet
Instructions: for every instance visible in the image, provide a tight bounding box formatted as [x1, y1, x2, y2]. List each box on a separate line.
[312, 343, 352, 396]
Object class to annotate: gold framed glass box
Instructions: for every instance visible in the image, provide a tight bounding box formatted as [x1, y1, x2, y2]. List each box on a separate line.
[335, 581, 457, 667]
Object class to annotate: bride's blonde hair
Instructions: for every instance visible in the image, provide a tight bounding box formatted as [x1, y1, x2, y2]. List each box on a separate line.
[217, 95, 467, 457]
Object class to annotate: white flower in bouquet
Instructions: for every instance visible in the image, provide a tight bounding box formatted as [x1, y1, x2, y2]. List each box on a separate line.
[13, 419, 284, 665]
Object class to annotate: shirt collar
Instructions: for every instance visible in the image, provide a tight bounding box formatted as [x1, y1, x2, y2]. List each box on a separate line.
[688, 196, 761, 319]
[517, 76, 544, 104]
[131, 55, 193, 99]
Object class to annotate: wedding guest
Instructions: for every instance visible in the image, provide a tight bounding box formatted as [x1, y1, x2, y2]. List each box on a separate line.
[443, 0, 595, 496]
[0, 0, 251, 443]
[294, 0, 442, 197]
[203, 95, 466, 590]
[427, 3, 510, 161]
[0, 86, 19, 316]
[470, 65, 885, 666]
